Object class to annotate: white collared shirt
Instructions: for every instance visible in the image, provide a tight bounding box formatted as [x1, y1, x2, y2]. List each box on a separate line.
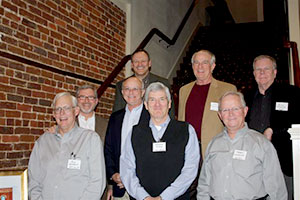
[78, 112, 95, 131]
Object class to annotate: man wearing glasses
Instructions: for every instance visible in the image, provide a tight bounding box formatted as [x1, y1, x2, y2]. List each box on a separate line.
[76, 85, 108, 143]
[105, 77, 150, 200]
[28, 92, 106, 200]
[244, 55, 300, 200]
[197, 91, 287, 200]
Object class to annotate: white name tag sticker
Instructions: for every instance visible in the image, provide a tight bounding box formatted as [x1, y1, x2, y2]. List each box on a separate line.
[275, 102, 288, 111]
[233, 150, 247, 160]
[152, 142, 166, 152]
[210, 102, 219, 111]
[67, 159, 81, 169]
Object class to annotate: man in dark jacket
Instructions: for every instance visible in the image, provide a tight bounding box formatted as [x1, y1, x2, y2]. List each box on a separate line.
[244, 55, 300, 200]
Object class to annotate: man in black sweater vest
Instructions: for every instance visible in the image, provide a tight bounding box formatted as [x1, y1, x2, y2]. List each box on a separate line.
[120, 82, 200, 200]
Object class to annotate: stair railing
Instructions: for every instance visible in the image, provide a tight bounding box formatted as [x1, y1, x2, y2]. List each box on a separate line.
[97, 0, 198, 98]
[284, 41, 300, 87]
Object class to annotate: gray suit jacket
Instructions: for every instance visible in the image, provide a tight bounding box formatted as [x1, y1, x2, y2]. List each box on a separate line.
[112, 72, 175, 118]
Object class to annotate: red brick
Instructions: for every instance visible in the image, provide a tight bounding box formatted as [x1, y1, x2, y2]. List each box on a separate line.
[14, 143, 30, 150]
[2, 135, 19, 142]
[0, 160, 16, 168]
[22, 112, 36, 119]
[0, 126, 14, 134]
[32, 91, 46, 98]
[15, 127, 30, 135]
[8, 45, 24, 56]
[0, 143, 13, 150]
[20, 135, 35, 142]
[17, 88, 32, 96]
[0, 102, 16, 109]
[6, 110, 21, 118]
[17, 158, 29, 166]
[17, 104, 31, 111]
[7, 152, 23, 159]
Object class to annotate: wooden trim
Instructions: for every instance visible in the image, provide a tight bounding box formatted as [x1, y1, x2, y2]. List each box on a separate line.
[0, 51, 115, 88]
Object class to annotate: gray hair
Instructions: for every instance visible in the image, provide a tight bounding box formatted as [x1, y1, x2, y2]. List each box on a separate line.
[191, 50, 216, 65]
[144, 82, 171, 102]
[253, 55, 277, 70]
[52, 92, 77, 108]
[76, 84, 98, 99]
[218, 91, 246, 111]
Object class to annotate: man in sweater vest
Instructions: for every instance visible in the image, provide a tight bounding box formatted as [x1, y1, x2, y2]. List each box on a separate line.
[120, 82, 200, 200]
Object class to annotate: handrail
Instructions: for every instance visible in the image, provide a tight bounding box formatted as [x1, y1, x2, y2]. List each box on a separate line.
[97, 0, 197, 98]
[284, 41, 300, 87]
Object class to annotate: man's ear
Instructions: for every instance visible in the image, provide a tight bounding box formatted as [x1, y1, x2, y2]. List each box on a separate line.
[74, 106, 80, 116]
[144, 101, 149, 110]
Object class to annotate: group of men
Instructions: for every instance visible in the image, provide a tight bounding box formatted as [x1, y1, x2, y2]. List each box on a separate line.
[28, 49, 298, 200]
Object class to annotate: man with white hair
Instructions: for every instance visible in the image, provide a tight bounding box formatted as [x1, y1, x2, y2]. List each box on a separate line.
[197, 91, 287, 200]
[120, 82, 200, 200]
[28, 92, 106, 200]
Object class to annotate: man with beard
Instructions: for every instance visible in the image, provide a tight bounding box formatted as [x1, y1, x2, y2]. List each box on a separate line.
[76, 85, 108, 142]
[112, 49, 175, 118]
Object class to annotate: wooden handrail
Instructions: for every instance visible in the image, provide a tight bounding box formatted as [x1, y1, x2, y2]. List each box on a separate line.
[97, 0, 197, 98]
[284, 41, 300, 87]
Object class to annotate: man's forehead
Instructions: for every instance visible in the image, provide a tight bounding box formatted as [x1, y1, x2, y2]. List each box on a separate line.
[55, 95, 72, 106]
[194, 52, 211, 60]
[123, 78, 142, 87]
[132, 52, 149, 60]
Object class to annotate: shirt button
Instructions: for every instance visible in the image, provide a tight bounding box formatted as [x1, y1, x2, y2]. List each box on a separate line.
[225, 190, 227, 193]
[226, 175, 229, 178]
[54, 186, 58, 189]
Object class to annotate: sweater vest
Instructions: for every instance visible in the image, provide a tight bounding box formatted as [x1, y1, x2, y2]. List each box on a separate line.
[131, 120, 190, 200]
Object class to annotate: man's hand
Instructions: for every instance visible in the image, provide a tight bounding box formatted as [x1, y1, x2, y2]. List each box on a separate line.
[106, 188, 114, 200]
[45, 125, 57, 134]
[263, 127, 273, 141]
[111, 173, 124, 189]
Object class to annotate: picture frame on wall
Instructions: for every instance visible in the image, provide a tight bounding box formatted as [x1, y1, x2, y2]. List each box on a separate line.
[0, 169, 28, 200]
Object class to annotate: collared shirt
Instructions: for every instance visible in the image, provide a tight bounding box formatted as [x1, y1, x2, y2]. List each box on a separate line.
[120, 116, 200, 200]
[248, 85, 272, 133]
[197, 123, 287, 200]
[78, 112, 96, 131]
[121, 103, 143, 152]
[28, 124, 106, 200]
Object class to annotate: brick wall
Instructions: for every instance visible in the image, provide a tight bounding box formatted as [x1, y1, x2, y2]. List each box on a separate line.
[0, 0, 126, 170]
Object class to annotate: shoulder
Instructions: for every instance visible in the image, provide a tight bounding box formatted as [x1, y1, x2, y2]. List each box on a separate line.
[180, 81, 196, 92]
[213, 78, 236, 90]
[149, 73, 170, 85]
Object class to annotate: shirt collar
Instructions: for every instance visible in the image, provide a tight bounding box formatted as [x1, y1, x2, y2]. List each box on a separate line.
[149, 115, 170, 130]
[224, 122, 249, 140]
[125, 102, 143, 113]
[78, 112, 95, 120]
[55, 123, 79, 140]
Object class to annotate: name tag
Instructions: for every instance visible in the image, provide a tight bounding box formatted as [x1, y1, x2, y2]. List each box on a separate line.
[210, 102, 219, 111]
[152, 142, 166, 152]
[233, 150, 247, 160]
[67, 159, 81, 169]
[275, 102, 288, 111]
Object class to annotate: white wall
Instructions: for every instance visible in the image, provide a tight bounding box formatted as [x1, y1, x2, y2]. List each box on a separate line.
[111, 0, 209, 79]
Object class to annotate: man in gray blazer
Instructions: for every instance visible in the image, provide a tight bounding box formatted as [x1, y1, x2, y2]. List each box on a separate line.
[112, 49, 175, 118]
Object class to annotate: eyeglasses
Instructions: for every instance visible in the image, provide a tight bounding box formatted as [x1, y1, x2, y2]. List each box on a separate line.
[54, 106, 75, 114]
[192, 60, 211, 66]
[219, 107, 243, 114]
[254, 67, 273, 73]
[77, 95, 96, 101]
[122, 87, 142, 93]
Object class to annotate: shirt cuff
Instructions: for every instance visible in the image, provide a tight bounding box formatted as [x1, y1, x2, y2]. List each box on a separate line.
[160, 189, 174, 200]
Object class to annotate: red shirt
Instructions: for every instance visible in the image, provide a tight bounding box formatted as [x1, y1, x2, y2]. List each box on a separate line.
[185, 83, 210, 140]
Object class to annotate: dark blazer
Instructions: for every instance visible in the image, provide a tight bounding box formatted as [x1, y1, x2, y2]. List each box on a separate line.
[112, 72, 175, 118]
[244, 83, 300, 176]
[104, 105, 150, 197]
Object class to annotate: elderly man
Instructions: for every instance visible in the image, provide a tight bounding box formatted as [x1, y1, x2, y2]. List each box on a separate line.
[28, 92, 106, 200]
[178, 50, 236, 199]
[244, 55, 300, 200]
[178, 50, 236, 156]
[197, 91, 287, 200]
[104, 77, 150, 200]
[120, 82, 200, 200]
[112, 49, 175, 118]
